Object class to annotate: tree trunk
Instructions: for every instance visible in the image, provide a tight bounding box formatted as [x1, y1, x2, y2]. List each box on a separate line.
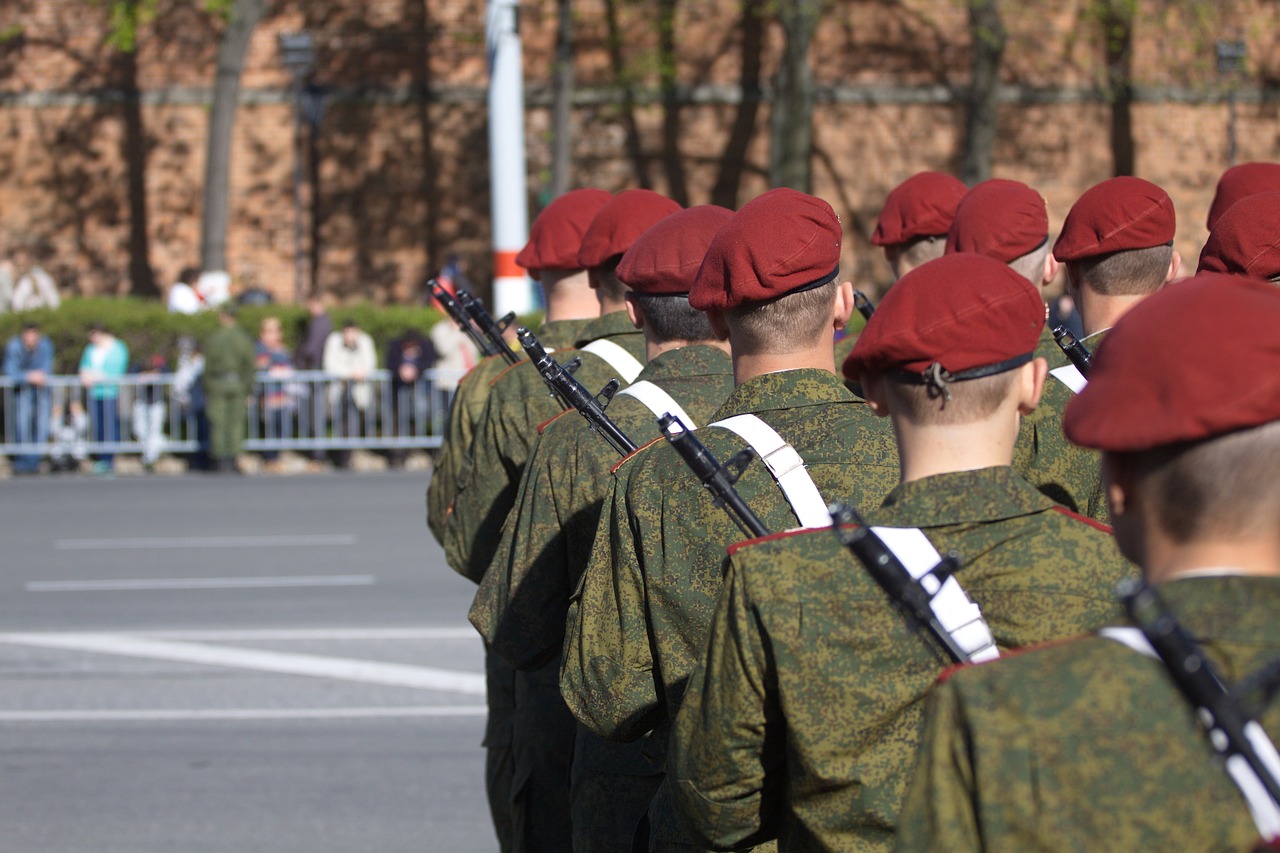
[958, 0, 1006, 185]
[117, 48, 157, 297]
[550, 0, 574, 198]
[769, 0, 821, 192]
[658, 0, 688, 206]
[603, 0, 650, 188]
[1102, 1, 1135, 176]
[711, 2, 764, 209]
[200, 0, 266, 274]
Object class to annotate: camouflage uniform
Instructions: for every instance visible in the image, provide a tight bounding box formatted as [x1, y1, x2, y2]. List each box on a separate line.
[896, 575, 1280, 853]
[471, 344, 734, 853]
[563, 368, 900, 852]
[668, 467, 1132, 851]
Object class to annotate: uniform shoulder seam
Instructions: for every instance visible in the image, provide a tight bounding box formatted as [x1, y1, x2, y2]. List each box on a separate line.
[935, 634, 1093, 684]
[1050, 505, 1113, 534]
[488, 361, 526, 387]
[726, 525, 833, 557]
[611, 436, 663, 474]
[538, 409, 575, 434]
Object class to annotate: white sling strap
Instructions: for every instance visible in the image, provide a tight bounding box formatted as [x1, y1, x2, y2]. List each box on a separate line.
[1101, 626, 1280, 838]
[871, 526, 1000, 663]
[1049, 364, 1087, 394]
[708, 414, 830, 529]
[580, 339, 644, 383]
[617, 381, 697, 429]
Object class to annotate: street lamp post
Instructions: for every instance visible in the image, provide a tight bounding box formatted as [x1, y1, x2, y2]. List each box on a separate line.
[279, 32, 315, 304]
[1216, 40, 1246, 168]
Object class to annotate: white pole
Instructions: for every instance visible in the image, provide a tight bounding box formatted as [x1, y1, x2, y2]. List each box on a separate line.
[486, 0, 534, 316]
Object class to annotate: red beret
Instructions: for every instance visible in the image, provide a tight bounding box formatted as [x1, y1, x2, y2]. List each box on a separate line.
[843, 253, 1045, 384]
[1198, 192, 1280, 280]
[871, 172, 968, 246]
[1053, 177, 1175, 262]
[945, 179, 1049, 263]
[577, 189, 683, 269]
[516, 188, 612, 277]
[616, 205, 734, 296]
[1206, 162, 1280, 230]
[1064, 273, 1280, 451]
[690, 188, 842, 311]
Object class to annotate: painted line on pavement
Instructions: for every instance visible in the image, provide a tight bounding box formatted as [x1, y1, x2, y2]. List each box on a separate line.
[0, 706, 487, 722]
[53, 534, 358, 551]
[132, 627, 477, 641]
[27, 575, 376, 592]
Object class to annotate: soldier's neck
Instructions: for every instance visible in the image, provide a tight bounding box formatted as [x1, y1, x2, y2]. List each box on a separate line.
[731, 345, 835, 386]
[645, 336, 727, 362]
[1142, 531, 1280, 585]
[542, 270, 599, 323]
[1078, 289, 1146, 338]
[891, 414, 1018, 484]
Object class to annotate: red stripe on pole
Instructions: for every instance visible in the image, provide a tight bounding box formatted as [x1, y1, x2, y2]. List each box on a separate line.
[494, 251, 523, 279]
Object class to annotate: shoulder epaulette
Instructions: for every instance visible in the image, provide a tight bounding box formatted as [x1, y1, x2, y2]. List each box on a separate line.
[610, 435, 664, 475]
[935, 634, 1093, 685]
[488, 360, 526, 388]
[726, 524, 834, 557]
[537, 409, 575, 434]
[1050, 505, 1113, 534]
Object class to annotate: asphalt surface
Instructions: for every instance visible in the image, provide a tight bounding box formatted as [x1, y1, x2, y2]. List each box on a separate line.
[0, 471, 496, 852]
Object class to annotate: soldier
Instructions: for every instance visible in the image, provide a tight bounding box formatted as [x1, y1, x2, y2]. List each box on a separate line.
[470, 205, 735, 852]
[895, 273, 1280, 852]
[945, 178, 1105, 519]
[428, 187, 611, 550]
[449, 188, 680, 853]
[202, 304, 256, 473]
[1198, 190, 1280, 282]
[563, 187, 901, 852]
[1206, 161, 1280, 231]
[870, 171, 968, 282]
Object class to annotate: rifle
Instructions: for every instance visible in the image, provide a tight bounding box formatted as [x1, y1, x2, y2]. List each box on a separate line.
[828, 502, 971, 664]
[457, 288, 520, 366]
[517, 327, 638, 458]
[427, 279, 499, 359]
[1052, 325, 1092, 377]
[657, 414, 769, 539]
[1119, 578, 1280, 835]
[854, 290, 876, 322]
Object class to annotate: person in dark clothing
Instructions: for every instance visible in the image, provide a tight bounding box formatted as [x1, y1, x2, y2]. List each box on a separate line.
[294, 294, 333, 465]
[385, 329, 438, 467]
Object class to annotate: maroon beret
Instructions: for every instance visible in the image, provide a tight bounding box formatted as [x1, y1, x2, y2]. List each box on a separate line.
[616, 205, 734, 296]
[577, 189, 683, 269]
[1053, 177, 1176, 262]
[1064, 273, 1280, 451]
[690, 188, 842, 311]
[1206, 162, 1280, 230]
[871, 172, 968, 246]
[843, 253, 1045, 384]
[515, 188, 612, 277]
[945, 179, 1049, 263]
[1197, 192, 1280, 280]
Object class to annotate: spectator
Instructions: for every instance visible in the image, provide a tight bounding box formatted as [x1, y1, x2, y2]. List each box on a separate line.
[11, 246, 61, 311]
[385, 328, 437, 467]
[202, 305, 256, 474]
[173, 335, 209, 471]
[255, 316, 296, 472]
[130, 353, 168, 472]
[295, 294, 333, 467]
[48, 396, 88, 473]
[4, 321, 54, 474]
[0, 254, 15, 313]
[322, 319, 376, 469]
[78, 324, 129, 475]
[167, 266, 204, 314]
[428, 317, 479, 394]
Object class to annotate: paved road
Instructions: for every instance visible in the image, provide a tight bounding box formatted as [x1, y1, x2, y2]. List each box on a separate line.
[0, 471, 496, 852]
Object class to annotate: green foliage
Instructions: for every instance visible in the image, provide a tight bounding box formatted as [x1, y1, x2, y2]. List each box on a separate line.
[94, 0, 235, 54]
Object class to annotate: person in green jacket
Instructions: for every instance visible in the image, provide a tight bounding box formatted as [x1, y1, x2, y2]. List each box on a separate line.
[202, 304, 256, 473]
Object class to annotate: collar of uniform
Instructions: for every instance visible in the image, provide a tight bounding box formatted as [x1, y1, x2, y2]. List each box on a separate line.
[634, 344, 732, 384]
[874, 466, 1056, 528]
[1154, 575, 1280, 649]
[572, 310, 642, 347]
[1081, 327, 1110, 347]
[708, 368, 853, 422]
[537, 317, 594, 350]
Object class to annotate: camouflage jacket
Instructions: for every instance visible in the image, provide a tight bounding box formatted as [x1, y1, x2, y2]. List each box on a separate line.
[426, 317, 589, 550]
[563, 368, 900, 850]
[896, 575, 1280, 853]
[469, 344, 735, 671]
[443, 311, 645, 583]
[670, 467, 1134, 853]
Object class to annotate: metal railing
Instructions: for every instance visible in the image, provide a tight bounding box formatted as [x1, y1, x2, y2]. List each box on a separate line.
[0, 369, 465, 462]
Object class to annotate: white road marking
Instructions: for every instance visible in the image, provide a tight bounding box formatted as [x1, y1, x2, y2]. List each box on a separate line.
[0, 706, 487, 722]
[0, 633, 486, 695]
[27, 575, 376, 592]
[132, 627, 478, 641]
[53, 534, 357, 551]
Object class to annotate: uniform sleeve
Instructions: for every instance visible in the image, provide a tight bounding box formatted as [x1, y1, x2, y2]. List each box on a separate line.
[670, 554, 782, 849]
[893, 679, 983, 853]
[427, 365, 492, 548]
[561, 464, 662, 742]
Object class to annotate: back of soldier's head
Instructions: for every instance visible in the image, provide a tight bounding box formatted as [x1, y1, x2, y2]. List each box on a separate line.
[579, 189, 683, 304]
[945, 179, 1051, 286]
[517, 188, 612, 281]
[1206, 162, 1280, 231]
[1054, 177, 1176, 297]
[690, 188, 843, 354]
[872, 172, 967, 280]
[1198, 191, 1280, 284]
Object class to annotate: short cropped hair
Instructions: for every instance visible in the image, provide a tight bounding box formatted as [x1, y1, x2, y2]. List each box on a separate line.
[629, 293, 714, 343]
[724, 280, 838, 354]
[1065, 244, 1173, 296]
[881, 369, 1018, 425]
[897, 234, 947, 270]
[1008, 240, 1052, 285]
[593, 255, 627, 304]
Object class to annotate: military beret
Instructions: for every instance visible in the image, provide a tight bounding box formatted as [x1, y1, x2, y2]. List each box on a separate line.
[690, 187, 842, 311]
[577, 189, 683, 270]
[945, 179, 1049, 263]
[1206, 162, 1280, 230]
[1064, 273, 1280, 451]
[870, 172, 968, 246]
[843, 253, 1045, 386]
[1197, 191, 1280, 281]
[616, 205, 734, 296]
[1053, 177, 1175, 262]
[516, 188, 612, 277]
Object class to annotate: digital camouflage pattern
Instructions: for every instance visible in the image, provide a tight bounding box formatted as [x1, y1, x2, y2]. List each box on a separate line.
[1013, 327, 1106, 522]
[443, 311, 645, 582]
[896, 575, 1280, 853]
[426, 317, 590, 550]
[563, 369, 900, 851]
[670, 467, 1133, 852]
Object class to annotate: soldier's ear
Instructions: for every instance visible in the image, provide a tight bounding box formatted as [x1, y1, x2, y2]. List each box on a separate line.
[623, 292, 644, 331]
[832, 280, 855, 331]
[861, 373, 891, 417]
[1016, 358, 1047, 416]
[1163, 251, 1182, 285]
[706, 309, 730, 342]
